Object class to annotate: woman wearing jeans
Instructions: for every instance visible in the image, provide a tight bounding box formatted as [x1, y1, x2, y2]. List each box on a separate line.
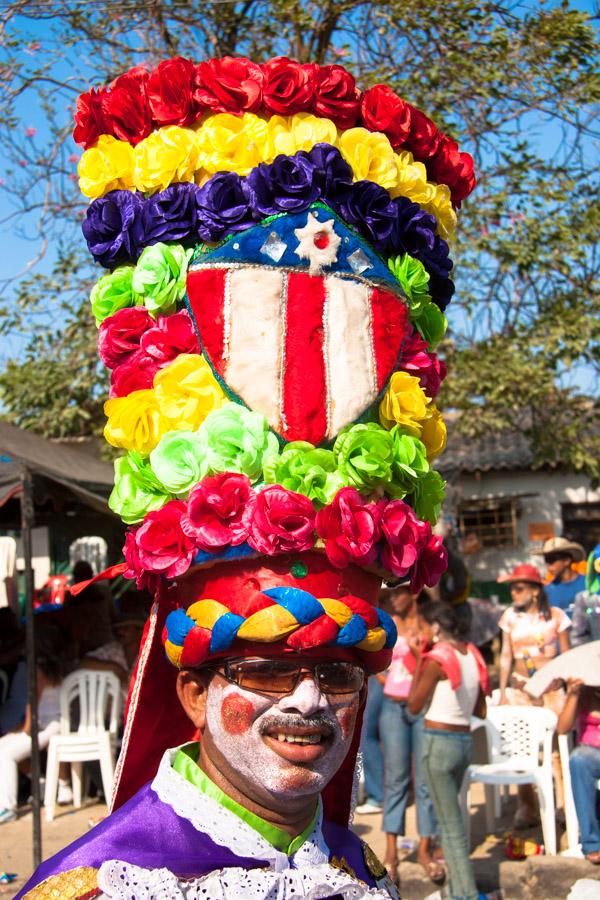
[408, 602, 498, 900]
[380, 585, 444, 886]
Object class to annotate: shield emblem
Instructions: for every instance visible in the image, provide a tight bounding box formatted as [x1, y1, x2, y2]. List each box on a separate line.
[186, 264, 409, 445]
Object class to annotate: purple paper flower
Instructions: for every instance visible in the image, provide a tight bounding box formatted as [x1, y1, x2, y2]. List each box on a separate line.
[334, 180, 397, 249]
[142, 183, 201, 245]
[390, 197, 437, 256]
[82, 190, 145, 267]
[196, 172, 255, 242]
[245, 153, 319, 217]
[429, 273, 455, 310]
[306, 143, 353, 198]
[415, 235, 453, 279]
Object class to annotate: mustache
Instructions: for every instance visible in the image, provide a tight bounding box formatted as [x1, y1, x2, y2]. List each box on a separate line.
[258, 713, 337, 737]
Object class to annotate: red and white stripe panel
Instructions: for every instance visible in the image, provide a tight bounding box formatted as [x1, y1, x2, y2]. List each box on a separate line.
[186, 265, 409, 445]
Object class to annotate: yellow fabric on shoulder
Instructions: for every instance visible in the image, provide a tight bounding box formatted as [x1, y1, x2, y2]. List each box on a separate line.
[22, 866, 99, 899]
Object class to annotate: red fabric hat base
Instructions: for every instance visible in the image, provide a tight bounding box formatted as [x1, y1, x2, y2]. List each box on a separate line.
[111, 552, 382, 827]
[498, 563, 544, 585]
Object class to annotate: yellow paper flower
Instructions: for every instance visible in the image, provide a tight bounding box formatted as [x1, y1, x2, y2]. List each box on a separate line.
[196, 112, 268, 176]
[154, 353, 226, 430]
[104, 389, 169, 455]
[419, 406, 447, 460]
[423, 183, 457, 243]
[338, 128, 397, 191]
[266, 113, 338, 160]
[390, 152, 431, 204]
[78, 134, 134, 199]
[134, 126, 200, 193]
[379, 371, 430, 434]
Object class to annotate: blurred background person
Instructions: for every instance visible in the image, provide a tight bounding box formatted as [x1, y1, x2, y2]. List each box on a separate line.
[408, 602, 493, 900]
[0, 620, 72, 823]
[0, 608, 26, 735]
[537, 537, 586, 612]
[380, 584, 444, 888]
[498, 563, 571, 827]
[557, 677, 600, 864]
[571, 545, 600, 646]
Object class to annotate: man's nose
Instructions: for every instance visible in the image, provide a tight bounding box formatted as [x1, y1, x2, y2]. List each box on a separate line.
[277, 673, 328, 716]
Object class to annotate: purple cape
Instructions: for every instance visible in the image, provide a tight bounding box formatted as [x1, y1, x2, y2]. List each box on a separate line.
[16, 781, 378, 897]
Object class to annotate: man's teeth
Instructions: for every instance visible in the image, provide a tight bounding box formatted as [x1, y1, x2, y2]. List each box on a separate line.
[275, 733, 322, 744]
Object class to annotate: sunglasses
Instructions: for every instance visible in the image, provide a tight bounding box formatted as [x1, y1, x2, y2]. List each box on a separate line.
[213, 657, 366, 697]
[544, 553, 570, 564]
[510, 584, 534, 593]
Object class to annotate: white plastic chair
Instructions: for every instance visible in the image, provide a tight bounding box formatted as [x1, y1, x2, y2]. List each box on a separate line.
[44, 669, 121, 822]
[460, 705, 558, 854]
[558, 732, 600, 856]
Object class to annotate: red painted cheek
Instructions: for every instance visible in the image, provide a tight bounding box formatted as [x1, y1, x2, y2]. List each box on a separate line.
[221, 692, 255, 735]
[338, 704, 358, 740]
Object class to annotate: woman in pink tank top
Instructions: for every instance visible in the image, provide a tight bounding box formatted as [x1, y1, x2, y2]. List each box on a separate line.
[557, 679, 600, 863]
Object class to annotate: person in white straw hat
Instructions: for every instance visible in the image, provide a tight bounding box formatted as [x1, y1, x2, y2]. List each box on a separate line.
[537, 537, 586, 613]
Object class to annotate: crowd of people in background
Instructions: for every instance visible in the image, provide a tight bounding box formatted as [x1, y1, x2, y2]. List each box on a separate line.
[0, 562, 148, 825]
[1, 536, 600, 899]
[357, 534, 600, 897]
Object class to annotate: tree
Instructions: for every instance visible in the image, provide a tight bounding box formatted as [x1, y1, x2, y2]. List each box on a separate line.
[0, 0, 598, 474]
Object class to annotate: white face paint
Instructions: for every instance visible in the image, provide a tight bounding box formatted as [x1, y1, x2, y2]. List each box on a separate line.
[203, 670, 360, 802]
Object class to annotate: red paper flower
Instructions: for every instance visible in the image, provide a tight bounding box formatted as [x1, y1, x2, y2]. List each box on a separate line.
[261, 57, 317, 115]
[312, 65, 360, 129]
[399, 331, 447, 399]
[102, 67, 152, 145]
[97, 306, 154, 369]
[379, 499, 429, 578]
[245, 485, 316, 555]
[360, 84, 412, 149]
[182, 473, 253, 551]
[193, 56, 263, 114]
[410, 533, 448, 593]
[428, 134, 476, 206]
[123, 529, 160, 593]
[134, 499, 195, 578]
[140, 310, 199, 365]
[404, 105, 440, 160]
[315, 487, 381, 568]
[146, 56, 197, 127]
[73, 87, 107, 149]
[109, 352, 159, 398]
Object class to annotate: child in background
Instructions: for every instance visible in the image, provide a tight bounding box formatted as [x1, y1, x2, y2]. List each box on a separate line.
[408, 602, 496, 900]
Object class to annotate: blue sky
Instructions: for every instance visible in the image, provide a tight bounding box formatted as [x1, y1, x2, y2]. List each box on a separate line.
[0, 1, 597, 394]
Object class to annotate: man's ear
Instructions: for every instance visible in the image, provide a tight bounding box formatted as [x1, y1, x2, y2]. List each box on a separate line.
[176, 669, 211, 731]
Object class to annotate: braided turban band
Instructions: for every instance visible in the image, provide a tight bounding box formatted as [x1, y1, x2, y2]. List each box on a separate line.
[163, 585, 396, 670]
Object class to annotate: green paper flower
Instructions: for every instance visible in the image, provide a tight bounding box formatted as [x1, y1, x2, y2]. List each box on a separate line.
[198, 402, 279, 482]
[415, 303, 448, 347]
[388, 254, 431, 317]
[389, 429, 430, 496]
[410, 469, 446, 523]
[132, 242, 192, 315]
[90, 265, 135, 325]
[109, 451, 170, 524]
[265, 441, 346, 507]
[333, 422, 394, 493]
[149, 430, 207, 495]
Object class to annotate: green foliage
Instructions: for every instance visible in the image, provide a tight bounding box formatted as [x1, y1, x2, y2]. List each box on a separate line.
[0, 0, 598, 478]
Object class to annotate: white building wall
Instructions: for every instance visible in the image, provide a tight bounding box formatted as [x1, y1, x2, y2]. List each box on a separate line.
[443, 470, 600, 582]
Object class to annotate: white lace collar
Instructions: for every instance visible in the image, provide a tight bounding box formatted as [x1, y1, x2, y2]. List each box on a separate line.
[150, 745, 329, 872]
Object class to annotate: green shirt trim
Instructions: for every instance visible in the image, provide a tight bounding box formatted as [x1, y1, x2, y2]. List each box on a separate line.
[172, 743, 318, 856]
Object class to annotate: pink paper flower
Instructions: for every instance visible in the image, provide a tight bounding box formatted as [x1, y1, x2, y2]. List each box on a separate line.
[245, 485, 316, 555]
[410, 533, 448, 592]
[399, 331, 447, 399]
[182, 473, 253, 552]
[140, 309, 199, 365]
[134, 499, 195, 578]
[315, 487, 381, 568]
[98, 306, 154, 369]
[379, 498, 429, 578]
[123, 529, 160, 593]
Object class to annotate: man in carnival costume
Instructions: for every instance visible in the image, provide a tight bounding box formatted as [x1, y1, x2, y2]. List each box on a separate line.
[18, 54, 475, 899]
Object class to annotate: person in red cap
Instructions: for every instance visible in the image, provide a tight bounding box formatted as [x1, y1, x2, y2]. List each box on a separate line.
[16, 50, 479, 899]
[497, 563, 571, 827]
